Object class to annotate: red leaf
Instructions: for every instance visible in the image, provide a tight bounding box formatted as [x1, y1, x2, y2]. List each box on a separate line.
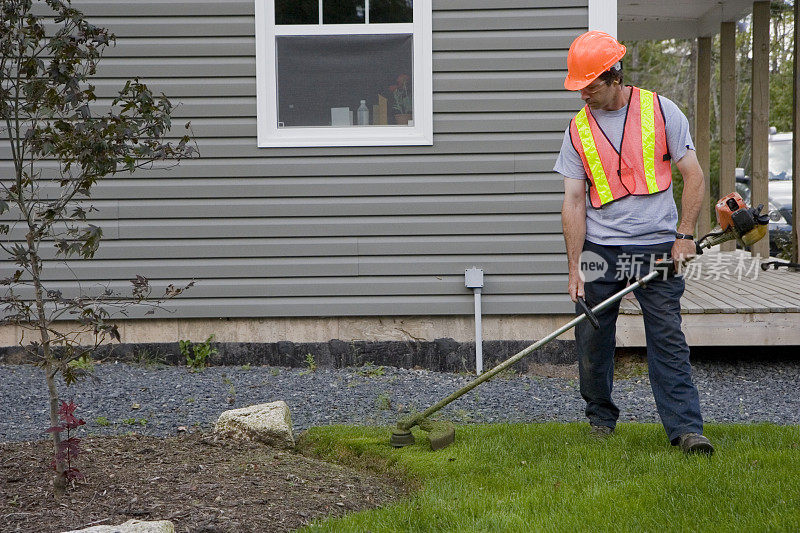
[46, 425, 65, 433]
[61, 437, 81, 450]
[62, 446, 82, 457]
[58, 400, 77, 419]
[62, 417, 85, 430]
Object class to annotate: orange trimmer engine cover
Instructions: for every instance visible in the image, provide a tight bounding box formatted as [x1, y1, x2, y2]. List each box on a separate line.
[714, 191, 748, 232]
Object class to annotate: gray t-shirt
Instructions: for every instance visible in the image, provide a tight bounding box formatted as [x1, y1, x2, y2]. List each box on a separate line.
[553, 92, 695, 245]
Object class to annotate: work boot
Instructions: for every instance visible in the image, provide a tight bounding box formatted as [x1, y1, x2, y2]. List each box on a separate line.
[589, 424, 614, 439]
[677, 433, 715, 455]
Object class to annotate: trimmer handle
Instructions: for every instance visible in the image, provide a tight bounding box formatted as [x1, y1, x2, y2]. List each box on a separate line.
[761, 260, 800, 271]
[576, 297, 600, 329]
[653, 258, 677, 278]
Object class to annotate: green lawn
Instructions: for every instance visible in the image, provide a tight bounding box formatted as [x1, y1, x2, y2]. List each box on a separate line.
[299, 422, 800, 532]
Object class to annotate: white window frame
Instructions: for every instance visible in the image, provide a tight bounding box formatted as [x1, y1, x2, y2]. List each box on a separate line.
[254, 0, 433, 148]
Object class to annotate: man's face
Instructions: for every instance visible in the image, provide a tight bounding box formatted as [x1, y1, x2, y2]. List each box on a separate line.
[580, 78, 615, 109]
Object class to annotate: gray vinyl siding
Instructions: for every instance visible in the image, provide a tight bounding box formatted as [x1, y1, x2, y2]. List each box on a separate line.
[3, 0, 588, 318]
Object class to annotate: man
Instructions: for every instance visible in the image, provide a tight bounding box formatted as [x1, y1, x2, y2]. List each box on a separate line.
[554, 31, 714, 455]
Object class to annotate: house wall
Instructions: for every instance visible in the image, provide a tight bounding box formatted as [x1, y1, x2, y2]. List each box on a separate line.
[1, 0, 588, 324]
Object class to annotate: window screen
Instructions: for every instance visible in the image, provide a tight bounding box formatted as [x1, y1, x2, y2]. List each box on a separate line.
[276, 34, 414, 127]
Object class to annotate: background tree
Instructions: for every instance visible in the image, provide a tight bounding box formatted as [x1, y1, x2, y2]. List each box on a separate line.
[768, 0, 795, 132]
[1, 0, 195, 494]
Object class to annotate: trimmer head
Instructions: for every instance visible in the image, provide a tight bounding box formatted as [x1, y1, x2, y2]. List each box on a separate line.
[390, 427, 415, 447]
[390, 417, 456, 450]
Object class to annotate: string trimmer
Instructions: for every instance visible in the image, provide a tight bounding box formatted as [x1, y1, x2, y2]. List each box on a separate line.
[390, 192, 769, 450]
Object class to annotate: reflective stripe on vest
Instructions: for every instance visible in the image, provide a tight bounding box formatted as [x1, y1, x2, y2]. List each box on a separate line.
[639, 88, 659, 194]
[574, 107, 614, 205]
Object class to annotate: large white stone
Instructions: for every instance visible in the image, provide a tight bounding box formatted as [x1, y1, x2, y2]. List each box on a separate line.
[63, 519, 174, 533]
[213, 400, 295, 448]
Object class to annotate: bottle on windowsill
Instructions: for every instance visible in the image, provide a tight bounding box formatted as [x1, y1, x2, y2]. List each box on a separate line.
[357, 100, 369, 126]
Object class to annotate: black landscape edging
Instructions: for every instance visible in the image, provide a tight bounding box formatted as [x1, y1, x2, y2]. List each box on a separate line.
[0, 338, 576, 372]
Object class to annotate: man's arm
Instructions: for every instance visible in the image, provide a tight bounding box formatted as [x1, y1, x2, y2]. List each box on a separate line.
[673, 149, 705, 264]
[562, 177, 587, 302]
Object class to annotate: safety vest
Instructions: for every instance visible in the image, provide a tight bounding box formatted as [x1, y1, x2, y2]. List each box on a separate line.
[569, 86, 672, 208]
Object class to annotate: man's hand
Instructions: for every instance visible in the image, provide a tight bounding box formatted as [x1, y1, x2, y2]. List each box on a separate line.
[568, 270, 585, 303]
[671, 238, 696, 273]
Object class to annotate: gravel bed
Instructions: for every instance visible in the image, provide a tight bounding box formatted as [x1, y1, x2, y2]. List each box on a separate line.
[1, 359, 799, 442]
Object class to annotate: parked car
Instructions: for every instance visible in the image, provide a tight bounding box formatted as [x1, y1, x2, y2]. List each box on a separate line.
[735, 131, 794, 257]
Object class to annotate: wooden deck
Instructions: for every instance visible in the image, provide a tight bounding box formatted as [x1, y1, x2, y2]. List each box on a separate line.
[617, 250, 800, 346]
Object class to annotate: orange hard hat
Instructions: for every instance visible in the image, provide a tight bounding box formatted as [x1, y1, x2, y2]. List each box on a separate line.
[564, 31, 626, 91]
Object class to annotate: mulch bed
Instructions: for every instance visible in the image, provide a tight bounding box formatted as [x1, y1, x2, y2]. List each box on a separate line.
[1, 432, 409, 532]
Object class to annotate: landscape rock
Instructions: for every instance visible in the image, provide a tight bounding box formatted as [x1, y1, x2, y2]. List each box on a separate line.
[213, 400, 295, 448]
[62, 519, 175, 533]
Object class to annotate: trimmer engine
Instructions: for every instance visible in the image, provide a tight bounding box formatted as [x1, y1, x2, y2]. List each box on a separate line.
[699, 192, 771, 250]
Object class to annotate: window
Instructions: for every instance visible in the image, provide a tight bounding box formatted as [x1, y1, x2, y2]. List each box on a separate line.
[255, 1, 432, 147]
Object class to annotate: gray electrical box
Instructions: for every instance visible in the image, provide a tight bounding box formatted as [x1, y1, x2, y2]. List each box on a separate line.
[465, 267, 484, 288]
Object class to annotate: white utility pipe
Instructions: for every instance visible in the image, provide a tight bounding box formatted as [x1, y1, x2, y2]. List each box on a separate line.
[464, 267, 485, 374]
[473, 287, 483, 374]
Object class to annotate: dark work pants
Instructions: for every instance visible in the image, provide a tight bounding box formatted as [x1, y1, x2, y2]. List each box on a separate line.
[576, 240, 703, 443]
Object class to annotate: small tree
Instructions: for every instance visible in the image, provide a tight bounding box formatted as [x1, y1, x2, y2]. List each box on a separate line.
[1, 0, 196, 494]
